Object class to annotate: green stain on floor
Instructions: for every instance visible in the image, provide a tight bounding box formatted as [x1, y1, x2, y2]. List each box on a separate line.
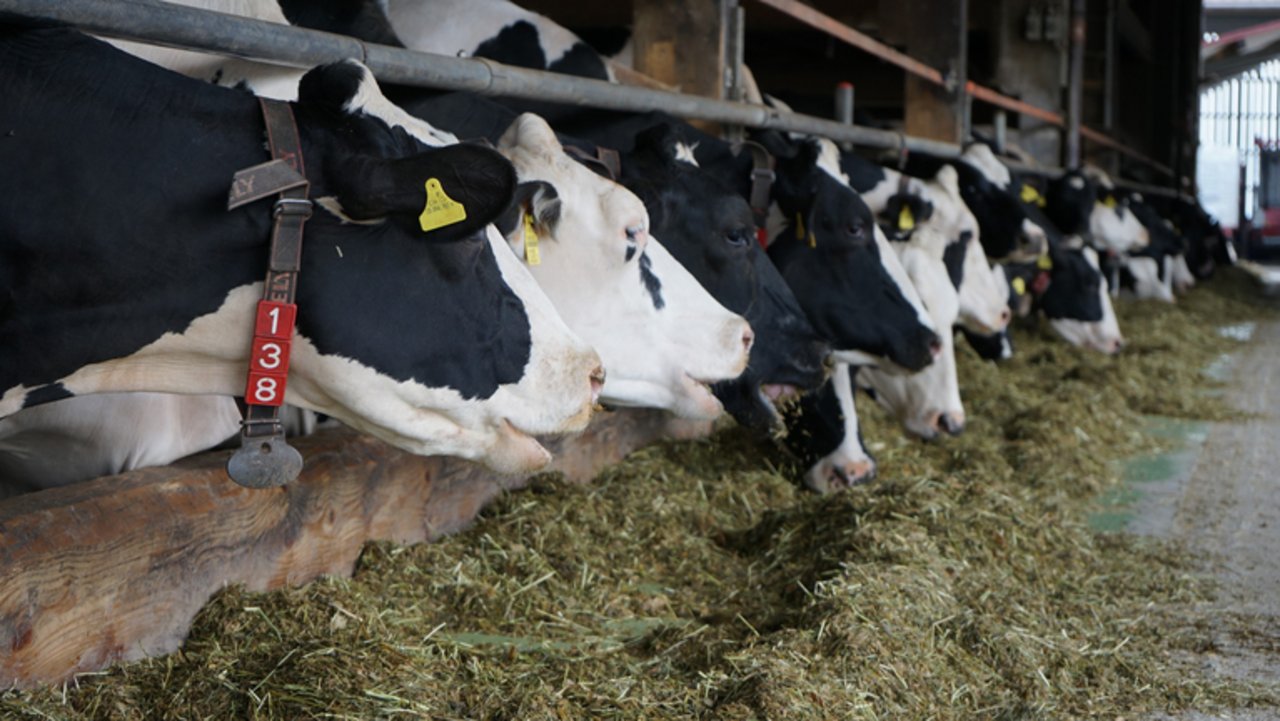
[1090, 415, 1209, 533]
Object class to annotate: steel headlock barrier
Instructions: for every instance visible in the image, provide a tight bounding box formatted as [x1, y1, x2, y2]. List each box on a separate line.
[0, 0, 1185, 201]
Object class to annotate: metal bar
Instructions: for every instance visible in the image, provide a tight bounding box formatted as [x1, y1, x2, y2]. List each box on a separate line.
[749, 0, 1172, 177]
[750, 0, 947, 85]
[964, 80, 1063, 124]
[0, 0, 1185, 199]
[1064, 0, 1086, 168]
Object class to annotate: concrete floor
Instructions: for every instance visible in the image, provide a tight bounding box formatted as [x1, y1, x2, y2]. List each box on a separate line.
[1128, 318, 1280, 719]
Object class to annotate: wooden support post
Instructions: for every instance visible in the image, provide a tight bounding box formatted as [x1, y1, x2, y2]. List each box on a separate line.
[901, 0, 968, 143]
[0, 409, 704, 689]
[632, 0, 727, 132]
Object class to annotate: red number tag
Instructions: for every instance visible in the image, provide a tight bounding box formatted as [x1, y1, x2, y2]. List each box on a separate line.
[254, 301, 296, 340]
[245, 370, 287, 406]
[245, 301, 296, 407]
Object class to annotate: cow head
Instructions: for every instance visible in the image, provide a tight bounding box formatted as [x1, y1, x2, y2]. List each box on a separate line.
[922, 166, 1010, 336]
[860, 242, 965, 440]
[614, 124, 829, 432]
[1042, 245, 1125, 354]
[785, 363, 877, 493]
[496, 113, 753, 420]
[954, 146, 1048, 263]
[0, 44, 604, 476]
[761, 136, 940, 374]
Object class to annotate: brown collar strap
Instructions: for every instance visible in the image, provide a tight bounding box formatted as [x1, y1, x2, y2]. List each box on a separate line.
[225, 98, 312, 489]
[564, 144, 622, 181]
[732, 141, 776, 248]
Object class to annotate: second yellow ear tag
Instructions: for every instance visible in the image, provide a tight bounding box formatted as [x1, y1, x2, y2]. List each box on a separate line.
[1036, 254, 1054, 270]
[898, 204, 916, 232]
[523, 212, 541, 266]
[1102, 195, 1118, 209]
[418, 178, 467, 232]
[795, 213, 806, 242]
[1020, 184, 1046, 207]
[1012, 276, 1027, 295]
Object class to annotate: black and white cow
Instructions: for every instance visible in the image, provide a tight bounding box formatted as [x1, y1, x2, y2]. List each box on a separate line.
[374, 0, 612, 80]
[272, 1, 825, 430]
[952, 147, 1124, 353]
[784, 362, 875, 491]
[0, 23, 604, 477]
[910, 144, 1051, 264]
[380, 88, 828, 432]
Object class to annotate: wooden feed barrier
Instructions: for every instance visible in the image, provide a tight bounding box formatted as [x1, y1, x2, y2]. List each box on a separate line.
[0, 409, 706, 689]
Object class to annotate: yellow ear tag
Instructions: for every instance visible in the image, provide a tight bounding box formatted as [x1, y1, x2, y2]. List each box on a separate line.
[898, 204, 916, 232]
[418, 178, 467, 232]
[808, 232, 817, 249]
[1020, 183, 1046, 207]
[1012, 276, 1027, 296]
[1102, 195, 1118, 209]
[795, 213, 806, 242]
[523, 212, 541, 266]
[1036, 254, 1054, 270]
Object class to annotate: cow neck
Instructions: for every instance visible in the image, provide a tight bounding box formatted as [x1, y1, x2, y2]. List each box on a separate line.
[223, 98, 314, 490]
[732, 141, 776, 248]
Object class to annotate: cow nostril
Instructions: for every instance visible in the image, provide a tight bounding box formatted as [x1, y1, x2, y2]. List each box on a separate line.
[939, 412, 965, 436]
[741, 325, 755, 354]
[998, 308, 1012, 325]
[589, 365, 606, 398]
[929, 338, 943, 358]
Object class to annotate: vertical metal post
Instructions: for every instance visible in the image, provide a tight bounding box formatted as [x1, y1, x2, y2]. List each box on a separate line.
[1064, 0, 1086, 168]
[723, 0, 745, 143]
[994, 110, 1008, 154]
[835, 81, 854, 150]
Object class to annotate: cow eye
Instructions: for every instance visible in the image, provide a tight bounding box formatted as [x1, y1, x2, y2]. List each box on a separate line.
[625, 225, 645, 242]
[726, 228, 751, 247]
[846, 220, 866, 240]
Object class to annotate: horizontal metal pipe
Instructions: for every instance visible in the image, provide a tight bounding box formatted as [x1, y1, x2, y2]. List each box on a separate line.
[0, 0, 1184, 199]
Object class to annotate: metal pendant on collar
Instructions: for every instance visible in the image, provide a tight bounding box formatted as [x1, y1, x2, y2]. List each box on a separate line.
[225, 97, 312, 489]
[732, 140, 775, 248]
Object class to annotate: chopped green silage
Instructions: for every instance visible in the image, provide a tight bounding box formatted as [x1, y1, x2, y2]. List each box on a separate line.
[4, 269, 1279, 720]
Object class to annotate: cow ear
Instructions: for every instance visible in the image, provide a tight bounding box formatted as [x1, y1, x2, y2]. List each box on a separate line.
[498, 112, 561, 154]
[493, 180, 561, 239]
[932, 165, 960, 196]
[751, 129, 799, 160]
[632, 123, 682, 162]
[329, 144, 517, 240]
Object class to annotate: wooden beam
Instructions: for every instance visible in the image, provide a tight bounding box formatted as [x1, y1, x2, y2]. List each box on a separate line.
[631, 0, 728, 134]
[899, 0, 968, 143]
[0, 409, 703, 688]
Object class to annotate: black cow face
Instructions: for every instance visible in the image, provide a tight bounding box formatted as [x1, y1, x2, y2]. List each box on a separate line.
[1037, 246, 1105, 322]
[619, 124, 829, 432]
[1045, 170, 1097, 238]
[762, 137, 939, 373]
[1128, 195, 1188, 265]
[952, 162, 1046, 261]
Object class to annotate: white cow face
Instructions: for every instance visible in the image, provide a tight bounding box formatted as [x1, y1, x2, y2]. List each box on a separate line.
[1051, 247, 1126, 353]
[498, 114, 752, 420]
[1122, 255, 1176, 303]
[1091, 200, 1149, 254]
[860, 244, 965, 440]
[919, 166, 1010, 336]
[804, 363, 876, 493]
[1170, 253, 1196, 294]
